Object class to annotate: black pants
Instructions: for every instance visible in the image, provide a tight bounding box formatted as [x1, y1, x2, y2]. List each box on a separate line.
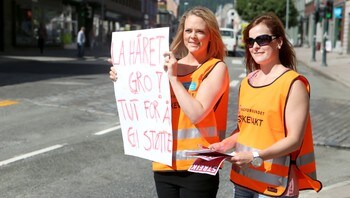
[154, 171, 219, 198]
[38, 38, 44, 54]
[77, 43, 84, 57]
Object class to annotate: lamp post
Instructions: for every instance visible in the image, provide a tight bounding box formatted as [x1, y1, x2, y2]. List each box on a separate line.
[311, 0, 319, 62]
[285, 0, 289, 30]
[100, 0, 105, 44]
[321, 14, 328, 66]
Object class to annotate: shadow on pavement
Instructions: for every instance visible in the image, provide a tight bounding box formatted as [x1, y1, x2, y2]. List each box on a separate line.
[0, 46, 111, 86]
[0, 59, 110, 87]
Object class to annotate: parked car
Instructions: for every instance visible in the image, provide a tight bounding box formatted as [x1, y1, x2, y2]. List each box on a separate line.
[220, 28, 237, 56]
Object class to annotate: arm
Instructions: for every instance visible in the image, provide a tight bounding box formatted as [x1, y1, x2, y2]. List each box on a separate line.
[209, 127, 240, 153]
[164, 52, 229, 124]
[232, 80, 309, 165]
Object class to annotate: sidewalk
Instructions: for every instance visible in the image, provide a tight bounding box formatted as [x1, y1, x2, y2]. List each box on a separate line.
[300, 180, 350, 198]
[295, 46, 350, 88]
[296, 47, 350, 197]
[0, 45, 110, 63]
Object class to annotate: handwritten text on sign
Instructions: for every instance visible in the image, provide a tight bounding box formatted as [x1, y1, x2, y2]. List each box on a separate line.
[111, 27, 172, 166]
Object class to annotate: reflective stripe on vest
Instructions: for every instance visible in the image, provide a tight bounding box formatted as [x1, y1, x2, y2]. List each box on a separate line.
[175, 127, 217, 140]
[236, 142, 290, 167]
[234, 142, 289, 187]
[296, 151, 317, 179]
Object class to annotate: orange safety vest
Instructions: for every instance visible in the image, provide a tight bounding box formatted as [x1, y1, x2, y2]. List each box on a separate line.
[231, 70, 322, 196]
[153, 58, 229, 171]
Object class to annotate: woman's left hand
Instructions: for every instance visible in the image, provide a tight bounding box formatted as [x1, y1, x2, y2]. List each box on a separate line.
[163, 51, 178, 79]
[230, 151, 254, 167]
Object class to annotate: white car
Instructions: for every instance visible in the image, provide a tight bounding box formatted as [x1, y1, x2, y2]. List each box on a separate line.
[220, 28, 237, 56]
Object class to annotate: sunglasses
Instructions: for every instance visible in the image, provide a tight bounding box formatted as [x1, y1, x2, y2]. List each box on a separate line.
[246, 35, 277, 48]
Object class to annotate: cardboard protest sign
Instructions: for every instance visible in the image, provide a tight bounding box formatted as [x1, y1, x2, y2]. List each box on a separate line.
[110, 27, 172, 166]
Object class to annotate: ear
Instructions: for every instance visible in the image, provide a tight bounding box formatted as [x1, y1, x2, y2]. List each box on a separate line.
[277, 38, 283, 49]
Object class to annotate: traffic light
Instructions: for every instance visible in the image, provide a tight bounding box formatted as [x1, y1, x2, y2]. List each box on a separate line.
[325, 0, 333, 19]
[315, 10, 320, 23]
[316, 4, 326, 23]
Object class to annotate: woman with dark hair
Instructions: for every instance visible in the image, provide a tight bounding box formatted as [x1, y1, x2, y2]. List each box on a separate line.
[210, 12, 322, 197]
[110, 6, 229, 198]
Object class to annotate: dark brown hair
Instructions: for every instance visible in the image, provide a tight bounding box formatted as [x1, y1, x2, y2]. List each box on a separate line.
[243, 12, 296, 72]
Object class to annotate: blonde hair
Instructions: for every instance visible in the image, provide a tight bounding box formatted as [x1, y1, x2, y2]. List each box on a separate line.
[170, 6, 226, 60]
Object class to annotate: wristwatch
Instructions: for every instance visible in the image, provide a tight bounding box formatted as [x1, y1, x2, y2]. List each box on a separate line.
[251, 151, 263, 167]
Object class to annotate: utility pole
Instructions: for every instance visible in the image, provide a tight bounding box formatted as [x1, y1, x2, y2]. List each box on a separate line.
[286, 0, 289, 30]
[321, 0, 332, 66]
[100, 0, 105, 45]
[311, 0, 319, 62]
[321, 19, 328, 66]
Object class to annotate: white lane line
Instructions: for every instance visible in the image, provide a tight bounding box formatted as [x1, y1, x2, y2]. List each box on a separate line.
[94, 125, 121, 135]
[47, 81, 89, 85]
[238, 73, 246, 78]
[230, 80, 240, 88]
[231, 59, 242, 65]
[0, 144, 65, 167]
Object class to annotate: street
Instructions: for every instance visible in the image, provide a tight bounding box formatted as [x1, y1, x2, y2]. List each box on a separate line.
[0, 49, 350, 197]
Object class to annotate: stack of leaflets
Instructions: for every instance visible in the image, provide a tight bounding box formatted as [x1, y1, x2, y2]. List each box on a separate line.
[186, 147, 235, 176]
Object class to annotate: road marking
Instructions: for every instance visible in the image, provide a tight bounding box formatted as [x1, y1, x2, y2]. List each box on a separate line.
[231, 59, 243, 65]
[238, 73, 246, 78]
[47, 81, 89, 85]
[230, 80, 240, 87]
[0, 144, 64, 167]
[1, 55, 77, 62]
[0, 100, 19, 107]
[95, 125, 121, 135]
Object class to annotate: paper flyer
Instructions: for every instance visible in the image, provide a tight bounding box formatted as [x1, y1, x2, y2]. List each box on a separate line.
[186, 149, 235, 176]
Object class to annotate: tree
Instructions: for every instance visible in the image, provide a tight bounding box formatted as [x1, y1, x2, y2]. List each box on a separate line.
[236, 0, 298, 28]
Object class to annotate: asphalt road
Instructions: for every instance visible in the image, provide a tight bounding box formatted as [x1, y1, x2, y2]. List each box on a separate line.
[0, 50, 350, 197]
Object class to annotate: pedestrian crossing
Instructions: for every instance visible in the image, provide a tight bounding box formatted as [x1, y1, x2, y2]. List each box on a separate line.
[230, 80, 240, 87]
[230, 58, 246, 88]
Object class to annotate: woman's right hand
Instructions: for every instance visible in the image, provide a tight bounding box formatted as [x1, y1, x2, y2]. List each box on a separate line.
[209, 131, 239, 154]
[209, 142, 227, 153]
[108, 58, 117, 82]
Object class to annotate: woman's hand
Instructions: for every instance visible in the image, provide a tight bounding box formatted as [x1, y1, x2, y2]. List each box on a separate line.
[108, 58, 117, 82]
[163, 51, 178, 80]
[230, 151, 254, 167]
[209, 130, 239, 154]
[209, 142, 227, 153]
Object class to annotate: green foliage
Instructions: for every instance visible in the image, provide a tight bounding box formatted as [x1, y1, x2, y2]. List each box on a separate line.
[236, 0, 299, 28]
[62, 32, 72, 45]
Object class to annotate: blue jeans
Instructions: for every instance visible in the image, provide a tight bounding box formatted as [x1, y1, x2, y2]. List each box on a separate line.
[233, 185, 298, 198]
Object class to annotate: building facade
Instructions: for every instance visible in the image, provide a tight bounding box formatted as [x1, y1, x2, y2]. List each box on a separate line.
[302, 0, 350, 54]
[0, 0, 158, 52]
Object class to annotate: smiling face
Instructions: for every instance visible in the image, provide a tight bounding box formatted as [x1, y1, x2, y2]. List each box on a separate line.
[248, 23, 281, 67]
[183, 15, 210, 56]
